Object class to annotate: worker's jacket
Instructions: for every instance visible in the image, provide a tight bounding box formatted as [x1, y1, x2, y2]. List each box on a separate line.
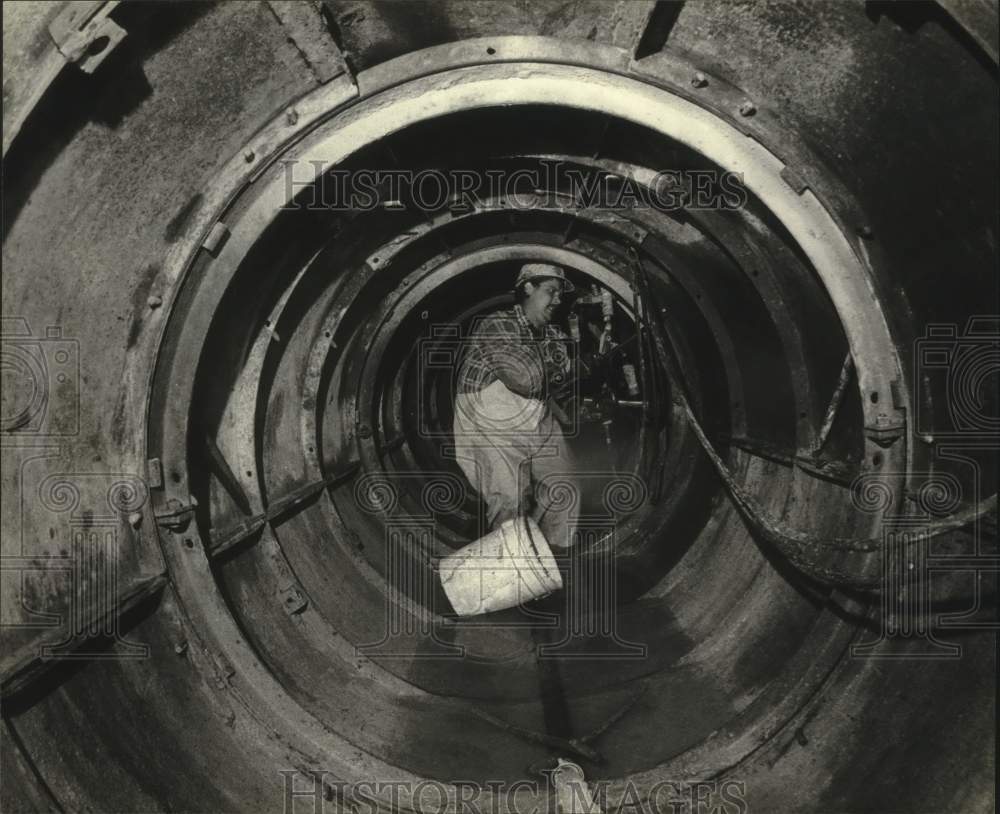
[454, 304, 570, 433]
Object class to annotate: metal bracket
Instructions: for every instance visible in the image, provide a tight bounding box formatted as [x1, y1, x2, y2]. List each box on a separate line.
[279, 584, 308, 615]
[49, 1, 127, 75]
[146, 457, 164, 490]
[865, 411, 906, 447]
[154, 497, 198, 531]
[780, 164, 810, 195]
[202, 222, 231, 255]
[209, 652, 237, 690]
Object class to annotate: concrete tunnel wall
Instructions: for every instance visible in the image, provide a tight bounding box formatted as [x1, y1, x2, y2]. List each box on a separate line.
[1, 1, 997, 812]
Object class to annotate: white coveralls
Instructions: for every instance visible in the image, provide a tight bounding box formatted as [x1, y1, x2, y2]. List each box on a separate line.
[451, 306, 579, 548]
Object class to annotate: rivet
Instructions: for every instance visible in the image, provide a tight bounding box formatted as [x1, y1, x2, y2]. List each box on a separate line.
[174, 641, 188, 656]
[858, 224, 874, 239]
[128, 511, 143, 528]
[691, 72, 708, 88]
[243, 150, 255, 163]
[286, 109, 299, 126]
[738, 100, 757, 117]
[147, 295, 162, 309]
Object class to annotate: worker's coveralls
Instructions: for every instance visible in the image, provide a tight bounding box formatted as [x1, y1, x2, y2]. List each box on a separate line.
[452, 304, 579, 549]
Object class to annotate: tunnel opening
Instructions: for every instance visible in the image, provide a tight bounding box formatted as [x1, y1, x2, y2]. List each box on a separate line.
[151, 87, 880, 789]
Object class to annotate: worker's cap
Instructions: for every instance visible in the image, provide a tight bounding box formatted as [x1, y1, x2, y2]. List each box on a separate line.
[514, 263, 575, 293]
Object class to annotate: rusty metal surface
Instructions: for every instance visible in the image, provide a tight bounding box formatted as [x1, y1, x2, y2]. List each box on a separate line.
[47, 0, 127, 74]
[323, 0, 659, 69]
[267, 0, 351, 83]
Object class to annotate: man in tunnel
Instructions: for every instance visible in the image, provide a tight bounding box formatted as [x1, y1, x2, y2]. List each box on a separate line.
[451, 263, 580, 549]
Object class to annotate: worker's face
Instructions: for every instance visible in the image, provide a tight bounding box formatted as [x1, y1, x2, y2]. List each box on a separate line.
[523, 278, 563, 327]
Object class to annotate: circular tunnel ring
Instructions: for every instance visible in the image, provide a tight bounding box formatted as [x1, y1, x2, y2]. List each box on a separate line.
[348, 241, 659, 548]
[148, 45, 909, 810]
